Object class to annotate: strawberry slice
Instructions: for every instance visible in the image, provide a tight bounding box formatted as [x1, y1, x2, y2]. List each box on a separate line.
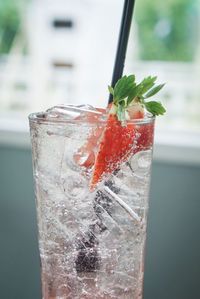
[73, 108, 105, 168]
[127, 102, 145, 119]
[74, 126, 103, 168]
[89, 109, 155, 189]
[134, 122, 154, 154]
[90, 113, 136, 189]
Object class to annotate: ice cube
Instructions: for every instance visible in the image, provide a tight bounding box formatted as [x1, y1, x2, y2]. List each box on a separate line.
[46, 105, 81, 120]
[45, 105, 106, 122]
[62, 173, 87, 199]
[129, 150, 152, 174]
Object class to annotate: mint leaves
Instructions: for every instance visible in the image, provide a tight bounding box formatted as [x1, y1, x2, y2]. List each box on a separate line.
[145, 101, 166, 116]
[108, 74, 166, 117]
[112, 75, 136, 101]
[144, 84, 165, 98]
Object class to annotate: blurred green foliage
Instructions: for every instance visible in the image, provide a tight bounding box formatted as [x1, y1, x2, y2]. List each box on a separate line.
[0, 0, 20, 54]
[135, 0, 198, 61]
[0, 0, 198, 61]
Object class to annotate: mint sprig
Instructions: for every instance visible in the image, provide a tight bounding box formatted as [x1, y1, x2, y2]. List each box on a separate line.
[108, 74, 166, 119]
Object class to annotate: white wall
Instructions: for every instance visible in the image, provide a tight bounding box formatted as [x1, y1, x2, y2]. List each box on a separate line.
[27, 0, 124, 110]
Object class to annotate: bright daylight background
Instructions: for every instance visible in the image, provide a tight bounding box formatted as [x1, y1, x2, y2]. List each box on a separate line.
[0, 1, 200, 299]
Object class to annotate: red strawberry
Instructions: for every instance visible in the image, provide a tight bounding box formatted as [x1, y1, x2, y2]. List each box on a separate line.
[127, 102, 145, 119]
[74, 126, 103, 168]
[90, 107, 155, 189]
[134, 122, 154, 154]
[90, 112, 136, 189]
[73, 108, 105, 168]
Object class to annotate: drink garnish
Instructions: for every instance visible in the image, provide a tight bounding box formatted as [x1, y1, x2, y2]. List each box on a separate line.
[108, 74, 165, 122]
[90, 74, 166, 189]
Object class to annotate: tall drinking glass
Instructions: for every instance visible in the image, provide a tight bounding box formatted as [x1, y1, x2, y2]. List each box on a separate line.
[29, 105, 155, 299]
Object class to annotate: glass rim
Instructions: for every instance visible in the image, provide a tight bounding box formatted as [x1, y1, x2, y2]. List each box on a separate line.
[28, 111, 155, 126]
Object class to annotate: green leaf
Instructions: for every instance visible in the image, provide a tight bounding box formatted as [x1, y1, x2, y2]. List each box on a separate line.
[113, 75, 136, 101]
[144, 84, 165, 98]
[144, 101, 166, 116]
[108, 85, 114, 95]
[127, 86, 140, 105]
[137, 76, 157, 96]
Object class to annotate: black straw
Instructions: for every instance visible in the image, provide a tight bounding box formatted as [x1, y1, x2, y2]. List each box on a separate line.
[108, 0, 136, 104]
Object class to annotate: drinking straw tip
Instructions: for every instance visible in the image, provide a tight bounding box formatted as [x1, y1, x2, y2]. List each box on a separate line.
[108, 0, 136, 105]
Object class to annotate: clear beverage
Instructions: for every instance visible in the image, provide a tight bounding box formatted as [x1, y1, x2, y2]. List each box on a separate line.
[29, 105, 155, 299]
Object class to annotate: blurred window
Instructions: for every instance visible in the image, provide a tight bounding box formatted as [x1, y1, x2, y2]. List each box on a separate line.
[0, 0, 199, 134]
[128, 0, 200, 132]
